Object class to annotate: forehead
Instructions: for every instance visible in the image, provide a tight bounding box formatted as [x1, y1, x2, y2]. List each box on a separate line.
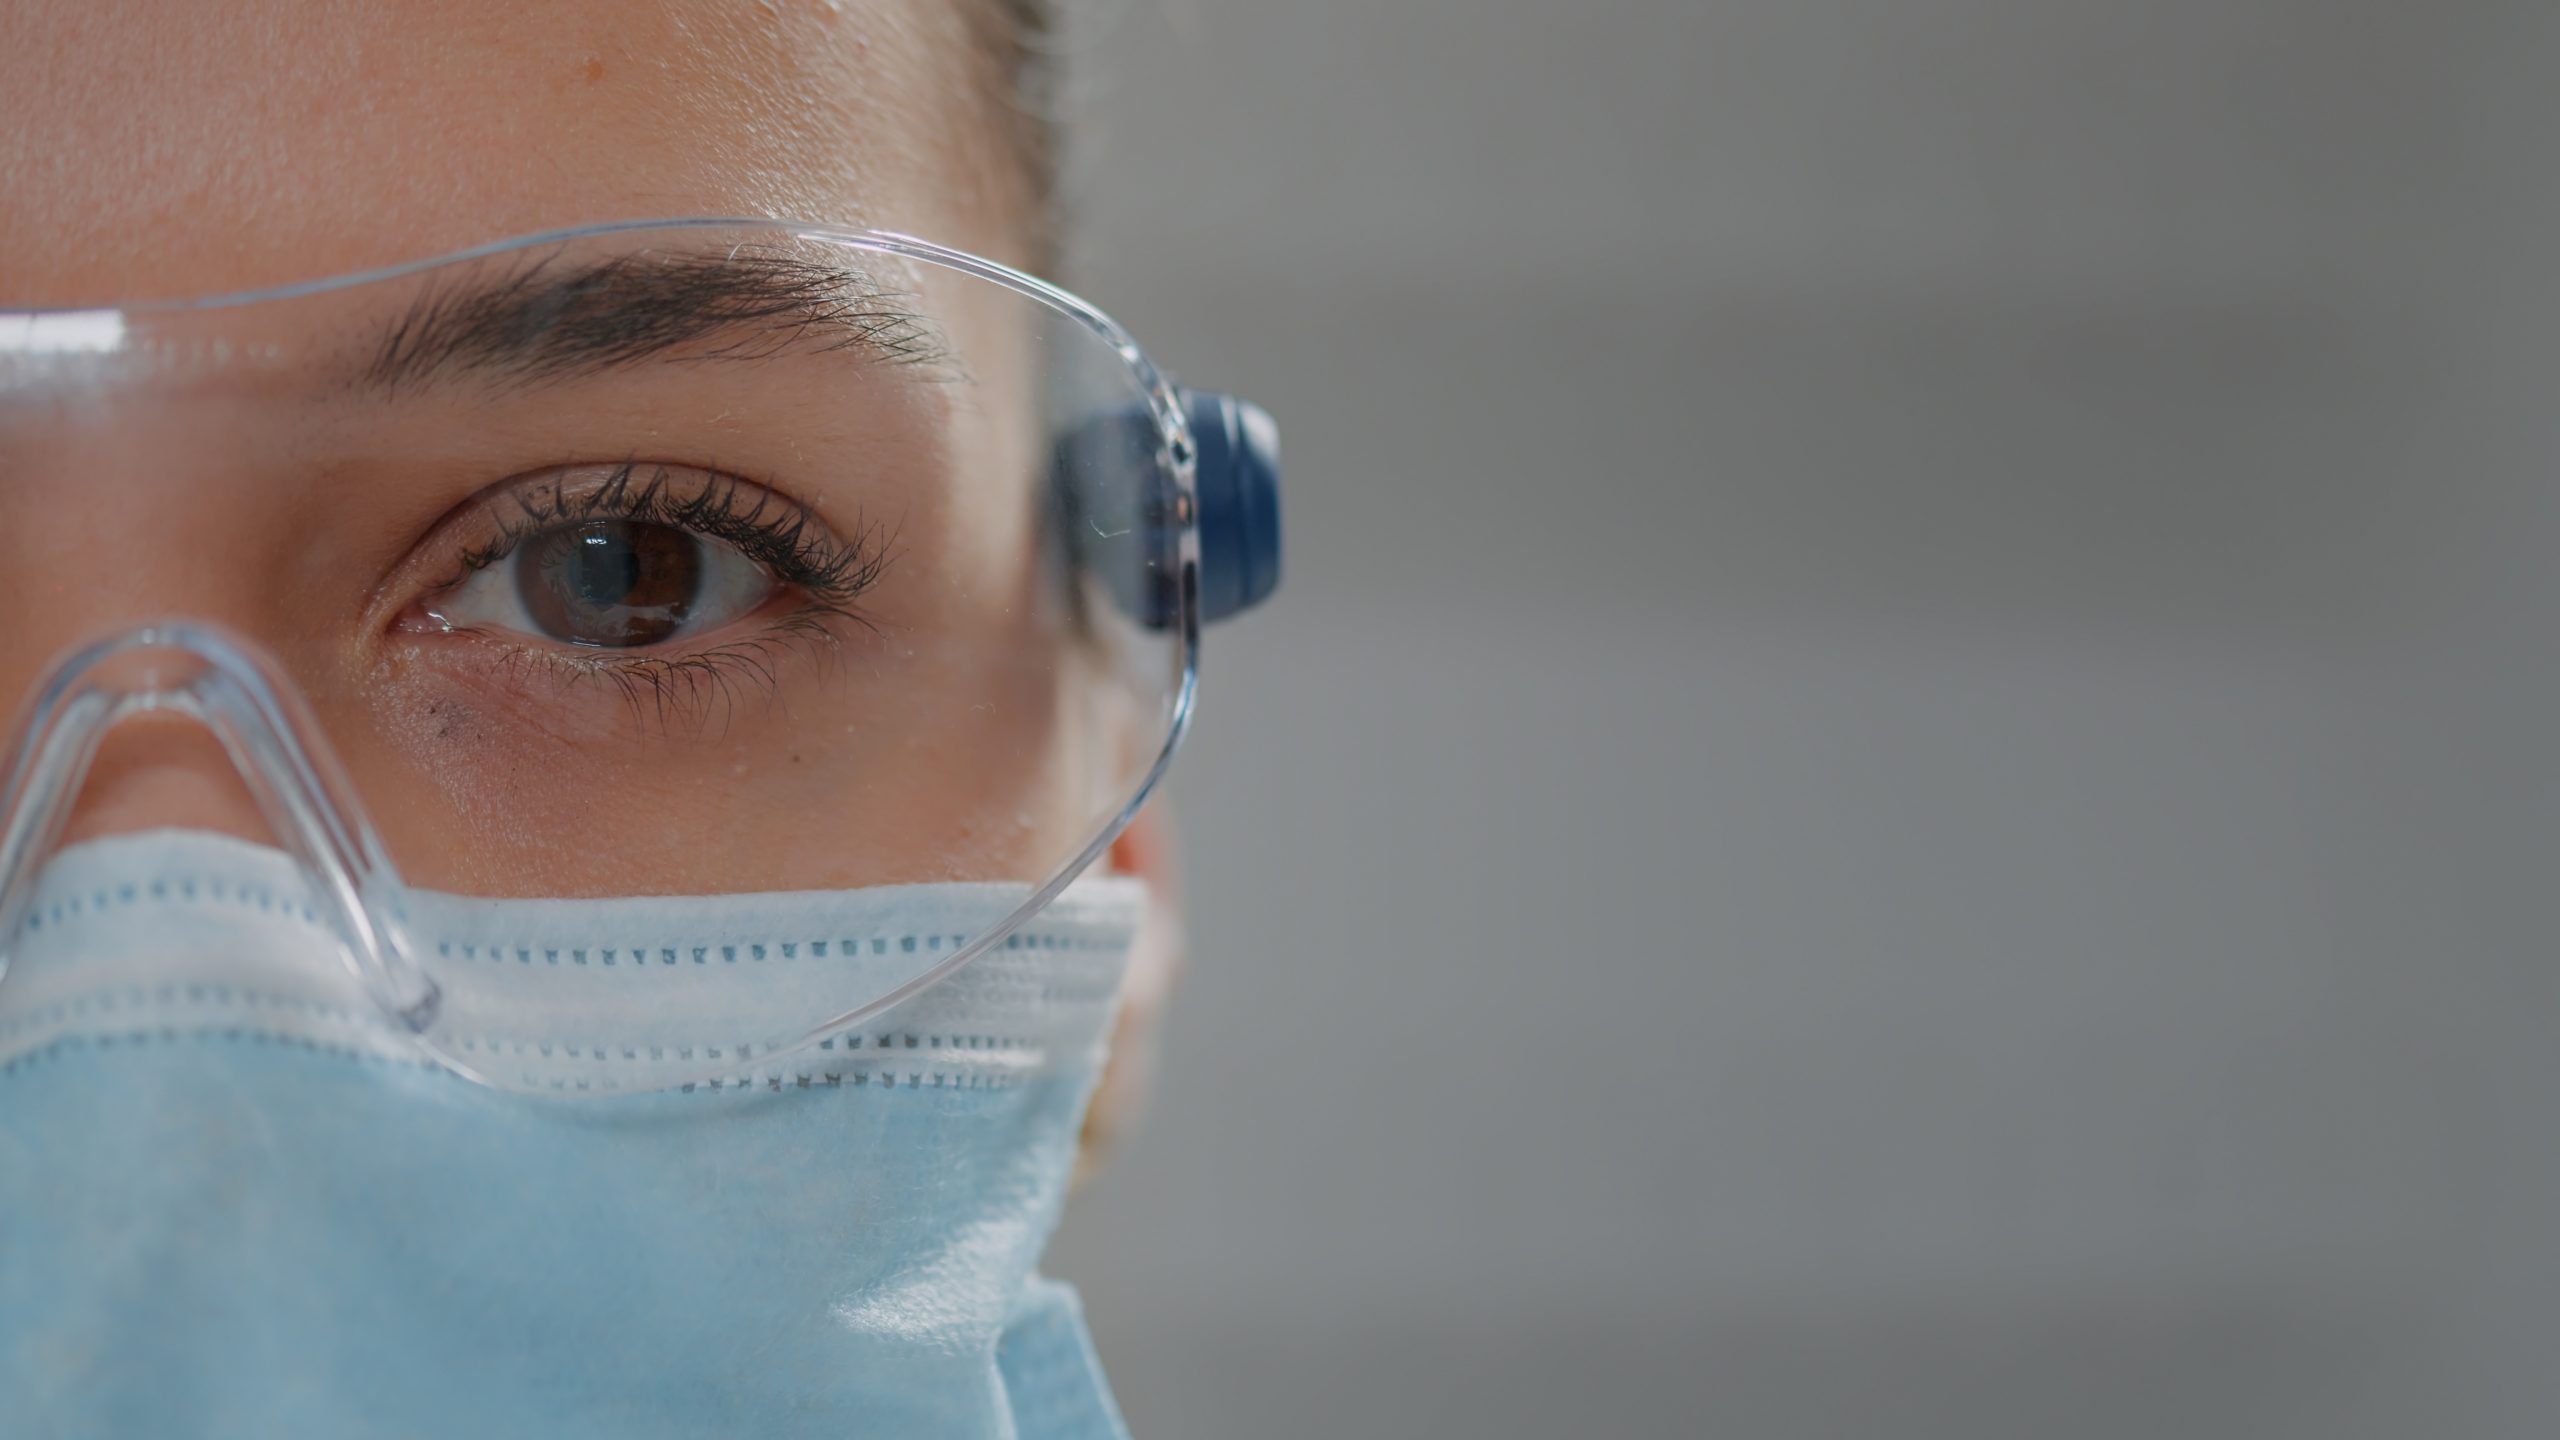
[0, 0, 1019, 306]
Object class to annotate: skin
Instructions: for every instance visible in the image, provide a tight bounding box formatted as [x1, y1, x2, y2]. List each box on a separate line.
[0, 1, 1039, 296]
[0, 0, 1179, 1150]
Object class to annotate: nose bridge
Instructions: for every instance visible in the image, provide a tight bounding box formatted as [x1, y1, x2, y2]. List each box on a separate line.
[66, 713, 270, 848]
[0, 622, 437, 1030]
[0, 390, 308, 694]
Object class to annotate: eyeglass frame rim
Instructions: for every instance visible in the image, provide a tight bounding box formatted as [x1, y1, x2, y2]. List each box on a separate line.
[0, 216, 1206, 1092]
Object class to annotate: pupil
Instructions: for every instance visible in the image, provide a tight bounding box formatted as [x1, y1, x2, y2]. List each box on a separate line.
[570, 528, 641, 607]
[518, 520, 703, 647]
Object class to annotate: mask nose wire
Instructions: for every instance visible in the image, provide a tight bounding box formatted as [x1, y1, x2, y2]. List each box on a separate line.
[0, 621, 440, 1033]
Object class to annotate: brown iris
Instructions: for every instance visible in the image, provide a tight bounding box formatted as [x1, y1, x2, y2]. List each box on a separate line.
[516, 520, 704, 647]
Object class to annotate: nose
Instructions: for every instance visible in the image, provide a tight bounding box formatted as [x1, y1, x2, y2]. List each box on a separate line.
[0, 398, 337, 722]
[0, 622, 438, 1028]
[0, 629, 288, 858]
[57, 714, 273, 849]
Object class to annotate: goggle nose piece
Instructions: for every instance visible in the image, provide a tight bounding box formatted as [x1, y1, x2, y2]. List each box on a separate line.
[0, 621, 439, 1033]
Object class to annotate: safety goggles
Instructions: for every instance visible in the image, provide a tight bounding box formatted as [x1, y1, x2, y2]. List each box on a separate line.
[0, 219, 1280, 1093]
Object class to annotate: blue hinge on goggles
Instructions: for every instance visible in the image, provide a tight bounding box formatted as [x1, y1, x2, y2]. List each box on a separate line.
[1063, 390, 1283, 630]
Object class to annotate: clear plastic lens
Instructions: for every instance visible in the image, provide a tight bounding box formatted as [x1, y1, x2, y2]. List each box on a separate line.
[0, 222, 1198, 1091]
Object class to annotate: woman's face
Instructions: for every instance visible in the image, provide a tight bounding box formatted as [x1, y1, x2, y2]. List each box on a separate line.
[0, 1, 1162, 899]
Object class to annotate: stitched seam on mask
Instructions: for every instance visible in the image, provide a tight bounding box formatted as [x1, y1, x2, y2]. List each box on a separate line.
[676, 1066, 1033, 1094]
[0, 1028, 1046, 1095]
[20, 874, 331, 937]
[424, 926, 1125, 968]
[442, 1029, 1045, 1065]
[466, 1059, 1052, 1096]
[0, 982, 373, 1043]
[12, 907, 1111, 1009]
[18, 872, 1130, 964]
[0, 1027, 430, 1076]
[0, 985, 1068, 1071]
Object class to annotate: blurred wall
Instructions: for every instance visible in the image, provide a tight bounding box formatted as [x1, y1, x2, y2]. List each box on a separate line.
[1041, 3, 2560, 1435]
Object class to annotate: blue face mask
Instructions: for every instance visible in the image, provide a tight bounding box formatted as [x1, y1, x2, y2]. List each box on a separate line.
[0, 829, 1140, 1440]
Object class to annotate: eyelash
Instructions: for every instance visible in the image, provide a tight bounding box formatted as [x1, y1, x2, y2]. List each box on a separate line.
[429, 463, 895, 729]
[451, 461, 894, 612]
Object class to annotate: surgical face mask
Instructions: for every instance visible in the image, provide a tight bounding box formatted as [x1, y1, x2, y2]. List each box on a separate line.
[0, 827, 1142, 1437]
[0, 221, 1283, 1434]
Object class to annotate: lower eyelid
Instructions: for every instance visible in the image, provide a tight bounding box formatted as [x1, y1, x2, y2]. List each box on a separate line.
[390, 600, 862, 738]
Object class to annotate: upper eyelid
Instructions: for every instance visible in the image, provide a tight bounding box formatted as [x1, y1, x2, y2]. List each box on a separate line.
[458, 463, 794, 564]
[439, 463, 892, 604]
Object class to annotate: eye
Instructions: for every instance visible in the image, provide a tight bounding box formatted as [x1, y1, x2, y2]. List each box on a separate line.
[425, 518, 782, 649]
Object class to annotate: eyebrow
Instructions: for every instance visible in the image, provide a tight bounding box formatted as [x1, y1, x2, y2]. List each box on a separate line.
[356, 249, 956, 393]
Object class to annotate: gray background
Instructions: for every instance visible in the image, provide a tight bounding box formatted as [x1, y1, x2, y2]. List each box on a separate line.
[1042, 3, 2560, 1435]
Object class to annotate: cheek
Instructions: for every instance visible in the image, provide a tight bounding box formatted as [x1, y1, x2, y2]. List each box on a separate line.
[345, 602, 1099, 897]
